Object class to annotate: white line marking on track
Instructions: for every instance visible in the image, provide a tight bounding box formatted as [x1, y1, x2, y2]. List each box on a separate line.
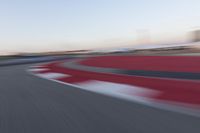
[28, 68, 49, 72]
[36, 72, 71, 79]
[75, 80, 159, 104]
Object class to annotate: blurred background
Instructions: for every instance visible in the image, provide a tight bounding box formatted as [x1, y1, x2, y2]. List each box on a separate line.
[0, 0, 199, 55]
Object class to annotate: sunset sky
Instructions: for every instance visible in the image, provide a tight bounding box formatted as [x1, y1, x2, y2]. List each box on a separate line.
[0, 0, 199, 54]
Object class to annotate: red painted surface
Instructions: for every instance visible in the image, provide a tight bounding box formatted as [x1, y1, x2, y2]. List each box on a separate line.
[80, 56, 200, 73]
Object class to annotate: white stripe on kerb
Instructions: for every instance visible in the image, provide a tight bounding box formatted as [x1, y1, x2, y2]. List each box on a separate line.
[75, 80, 159, 103]
[29, 68, 49, 72]
[37, 72, 71, 79]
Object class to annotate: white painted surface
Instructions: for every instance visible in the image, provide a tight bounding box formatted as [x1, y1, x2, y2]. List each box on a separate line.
[37, 72, 70, 79]
[28, 68, 49, 72]
[75, 80, 159, 104]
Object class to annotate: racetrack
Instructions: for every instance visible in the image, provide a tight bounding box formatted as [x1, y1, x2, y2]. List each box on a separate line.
[0, 62, 200, 133]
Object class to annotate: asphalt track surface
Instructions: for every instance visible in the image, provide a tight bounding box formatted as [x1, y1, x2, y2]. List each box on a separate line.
[1, 64, 200, 133]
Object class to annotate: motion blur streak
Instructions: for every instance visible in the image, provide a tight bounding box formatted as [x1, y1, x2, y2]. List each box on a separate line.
[0, 55, 200, 133]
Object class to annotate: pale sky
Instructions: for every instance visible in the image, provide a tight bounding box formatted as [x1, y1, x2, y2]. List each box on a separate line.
[0, 0, 199, 53]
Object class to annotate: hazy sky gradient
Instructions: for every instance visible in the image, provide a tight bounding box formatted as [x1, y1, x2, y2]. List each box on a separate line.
[0, 0, 199, 53]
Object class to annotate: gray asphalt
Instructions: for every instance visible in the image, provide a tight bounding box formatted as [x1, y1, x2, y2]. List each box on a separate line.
[0, 64, 200, 133]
